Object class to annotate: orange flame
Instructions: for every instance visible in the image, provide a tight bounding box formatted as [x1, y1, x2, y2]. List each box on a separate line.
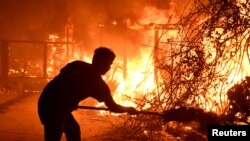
[47, 2, 250, 115]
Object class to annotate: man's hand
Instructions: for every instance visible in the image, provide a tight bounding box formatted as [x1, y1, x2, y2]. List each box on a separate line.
[125, 107, 138, 115]
[108, 104, 138, 114]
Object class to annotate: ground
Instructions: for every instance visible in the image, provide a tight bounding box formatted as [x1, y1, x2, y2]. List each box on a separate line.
[0, 90, 116, 141]
[0, 86, 179, 141]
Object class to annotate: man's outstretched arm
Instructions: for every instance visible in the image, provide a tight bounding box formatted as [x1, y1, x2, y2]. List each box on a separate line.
[94, 78, 137, 115]
[103, 93, 137, 115]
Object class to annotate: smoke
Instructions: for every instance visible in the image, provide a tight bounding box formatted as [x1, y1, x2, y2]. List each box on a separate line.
[0, 0, 68, 40]
[0, 0, 191, 56]
[67, 0, 173, 56]
[0, 0, 167, 38]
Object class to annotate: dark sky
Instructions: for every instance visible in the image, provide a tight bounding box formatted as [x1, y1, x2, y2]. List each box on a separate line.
[0, 0, 173, 40]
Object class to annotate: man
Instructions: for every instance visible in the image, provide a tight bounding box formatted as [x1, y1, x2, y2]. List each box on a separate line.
[38, 47, 137, 141]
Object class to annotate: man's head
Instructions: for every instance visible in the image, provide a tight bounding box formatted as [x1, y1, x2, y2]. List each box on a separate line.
[92, 47, 116, 75]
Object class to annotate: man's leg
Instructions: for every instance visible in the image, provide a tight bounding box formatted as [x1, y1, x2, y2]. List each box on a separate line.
[44, 123, 63, 141]
[42, 111, 67, 141]
[63, 113, 81, 141]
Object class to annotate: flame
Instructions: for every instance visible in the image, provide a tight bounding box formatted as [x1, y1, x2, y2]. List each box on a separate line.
[200, 26, 250, 113]
[46, 1, 250, 116]
[94, 5, 180, 112]
[112, 48, 156, 106]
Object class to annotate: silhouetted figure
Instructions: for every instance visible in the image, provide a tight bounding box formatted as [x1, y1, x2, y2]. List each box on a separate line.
[38, 47, 137, 141]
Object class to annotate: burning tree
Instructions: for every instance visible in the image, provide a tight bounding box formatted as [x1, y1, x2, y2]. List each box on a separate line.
[100, 0, 250, 140]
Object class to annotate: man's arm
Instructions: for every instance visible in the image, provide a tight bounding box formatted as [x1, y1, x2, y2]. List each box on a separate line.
[91, 76, 137, 114]
[101, 84, 137, 114]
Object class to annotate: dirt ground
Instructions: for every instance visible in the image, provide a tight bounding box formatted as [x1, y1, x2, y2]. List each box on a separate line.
[0, 91, 118, 141]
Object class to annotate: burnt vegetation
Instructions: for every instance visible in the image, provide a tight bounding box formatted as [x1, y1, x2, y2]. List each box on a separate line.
[102, 0, 250, 140]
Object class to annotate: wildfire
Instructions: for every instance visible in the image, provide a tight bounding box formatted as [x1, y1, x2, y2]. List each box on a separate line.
[46, 1, 249, 116]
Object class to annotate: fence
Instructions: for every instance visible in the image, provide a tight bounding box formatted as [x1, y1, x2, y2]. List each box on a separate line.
[0, 40, 71, 92]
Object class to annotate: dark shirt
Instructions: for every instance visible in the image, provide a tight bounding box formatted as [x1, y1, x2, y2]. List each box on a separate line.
[38, 61, 119, 114]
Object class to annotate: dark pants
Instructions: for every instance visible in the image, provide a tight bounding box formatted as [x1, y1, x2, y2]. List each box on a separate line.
[40, 111, 81, 141]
